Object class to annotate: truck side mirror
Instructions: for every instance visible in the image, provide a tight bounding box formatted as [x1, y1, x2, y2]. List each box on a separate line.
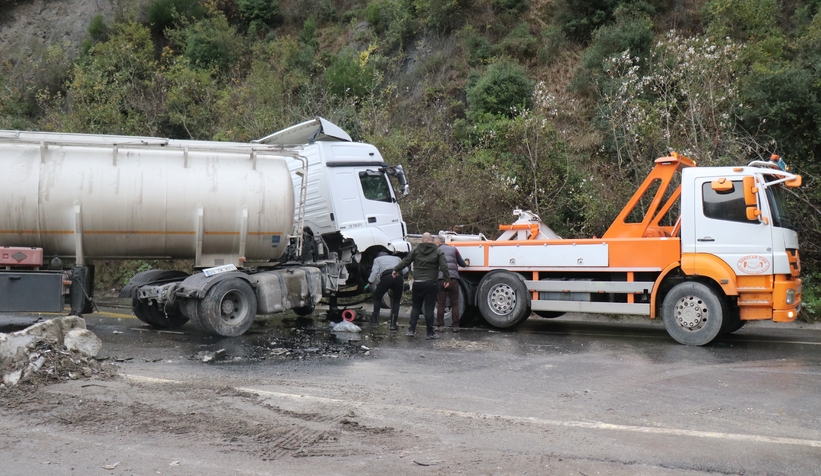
[746, 207, 761, 220]
[743, 176, 761, 222]
[710, 178, 734, 192]
[785, 175, 802, 188]
[742, 176, 758, 206]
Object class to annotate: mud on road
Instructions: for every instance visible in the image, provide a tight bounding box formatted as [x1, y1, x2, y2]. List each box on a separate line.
[3, 308, 821, 475]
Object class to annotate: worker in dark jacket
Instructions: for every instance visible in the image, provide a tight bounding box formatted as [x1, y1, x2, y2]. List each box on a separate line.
[392, 232, 450, 339]
[367, 247, 407, 330]
[435, 235, 467, 332]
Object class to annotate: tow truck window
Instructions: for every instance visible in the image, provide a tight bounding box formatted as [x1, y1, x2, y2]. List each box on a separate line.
[702, 181, 750, 223]
[765, 179, 794, 230]
[359, 171, 393, 203]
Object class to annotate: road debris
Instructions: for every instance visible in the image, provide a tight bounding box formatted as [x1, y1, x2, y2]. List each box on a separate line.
[199, 348, 227, 363]
[0, 317, 116, 388]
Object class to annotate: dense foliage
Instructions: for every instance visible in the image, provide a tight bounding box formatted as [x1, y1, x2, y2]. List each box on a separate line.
[1, 0, 819, 317]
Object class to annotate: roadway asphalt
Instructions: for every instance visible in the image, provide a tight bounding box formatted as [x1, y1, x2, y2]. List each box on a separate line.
[2, 303, 821, 475]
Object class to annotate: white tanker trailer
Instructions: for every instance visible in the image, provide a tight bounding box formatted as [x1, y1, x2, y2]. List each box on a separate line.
[0, 118, 411, 336]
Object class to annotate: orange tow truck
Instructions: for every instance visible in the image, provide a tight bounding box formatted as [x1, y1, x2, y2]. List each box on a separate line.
[448, 153, 803, 345]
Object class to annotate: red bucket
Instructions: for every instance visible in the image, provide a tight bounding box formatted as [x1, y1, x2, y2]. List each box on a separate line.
[341, 309, 356, 322]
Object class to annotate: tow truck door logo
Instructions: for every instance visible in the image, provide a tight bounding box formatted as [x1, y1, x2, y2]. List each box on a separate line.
[738, 255, 770, 274]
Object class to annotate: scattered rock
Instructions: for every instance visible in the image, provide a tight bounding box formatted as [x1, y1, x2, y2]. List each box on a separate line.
[199, 348, 227, 363]
[64, 329, 102, 357]
[3, 369, 22, 386]
[0, 317, 115, 388]
[0, 316, 86, 368]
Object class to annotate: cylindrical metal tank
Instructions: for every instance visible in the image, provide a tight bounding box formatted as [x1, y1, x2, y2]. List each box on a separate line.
[0, 131, 295, 266]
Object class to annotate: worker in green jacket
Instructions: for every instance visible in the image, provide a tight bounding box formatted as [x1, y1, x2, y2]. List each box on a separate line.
[392, 232, 450, 339]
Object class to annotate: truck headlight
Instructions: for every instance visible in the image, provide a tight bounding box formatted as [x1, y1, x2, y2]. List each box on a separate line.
[786, 289, 796, 305]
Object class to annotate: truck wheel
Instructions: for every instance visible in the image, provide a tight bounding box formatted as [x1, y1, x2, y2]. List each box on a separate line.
[132, 299, 188, 328]
[132, 298, 162, 327]
[459, 280, 482, 327]
[195, 279, 257, 337]
[720, 305, 746, 335]
[662, 282, 725, 346]
[477, 272, 530, 328]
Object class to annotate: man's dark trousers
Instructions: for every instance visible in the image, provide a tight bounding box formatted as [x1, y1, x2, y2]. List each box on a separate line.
[408, 280, 438, 336]
[372, 270, 403, 320]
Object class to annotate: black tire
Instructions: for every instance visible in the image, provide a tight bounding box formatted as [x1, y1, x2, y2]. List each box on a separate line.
[723, 318, 747, 334]
[661, 281, 725, 346]
[720, 304, 746, 335]
[458, 280, 482, 327]
[534, 311, 565, 319]
[132, 298, 189, 328]
[477, 272, 531, 328]
[293, 305, 316, 316]
[192, 279, 257, 337]
[132, 298, 162, 326]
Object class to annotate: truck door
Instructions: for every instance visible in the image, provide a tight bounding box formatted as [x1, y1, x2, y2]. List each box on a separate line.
[693, 175, 773, 276]
[331, 170, 367, 231]
[355, 168, 404, 243]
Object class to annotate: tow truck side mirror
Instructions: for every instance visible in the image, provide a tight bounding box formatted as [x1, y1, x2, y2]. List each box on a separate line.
[743, 176, 761, 222]
[785, 175, 802, 188]
[710, 178, 734, 192]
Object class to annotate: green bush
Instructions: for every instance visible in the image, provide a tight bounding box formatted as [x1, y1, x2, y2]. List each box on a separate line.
[538, 25, 566, 65]
[493, 23, 537, 60]
[459, 25, 491, 65]
[178, 16, 243, 71]
[300, 17, 318, 48]
[366, 0, 417, 50]
[238, 0, 280, 25]
[414, 0, 465, 33]
[703, 0, 787, 61]
[466, 60, 533, 119]
[559, 0, 661, 43]
[492, 0, 530, 15]
[740, 66, 821, 163]
[324, 49, 378, 99]
[146, 0, 205, 32]
[581, 7, 653, 72]
[60, 23, 160, 135]
[88, 14, 108, 41]
[704, 0, 782, 41]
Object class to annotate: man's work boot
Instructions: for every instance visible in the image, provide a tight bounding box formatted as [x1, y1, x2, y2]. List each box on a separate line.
[390, 315, 399, 331]
[369, 313, 379, 326]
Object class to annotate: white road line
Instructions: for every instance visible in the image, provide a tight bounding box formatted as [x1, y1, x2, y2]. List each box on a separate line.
[120, 375, 821, 450]
[521, 330, 821, 345]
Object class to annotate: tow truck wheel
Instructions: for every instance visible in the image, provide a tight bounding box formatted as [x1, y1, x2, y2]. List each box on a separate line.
[459, 280, 482, 327]
[195, 278, 257, 337]
[661, 282, 724, 345]
[132, 298, 188, 328]
[477, 272, 530, 328]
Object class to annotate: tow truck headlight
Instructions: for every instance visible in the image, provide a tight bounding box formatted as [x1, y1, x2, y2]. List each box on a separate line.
[786, 289, 796, 305]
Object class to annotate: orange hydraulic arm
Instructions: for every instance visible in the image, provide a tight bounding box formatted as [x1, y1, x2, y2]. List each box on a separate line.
[602, 153, 696, 239]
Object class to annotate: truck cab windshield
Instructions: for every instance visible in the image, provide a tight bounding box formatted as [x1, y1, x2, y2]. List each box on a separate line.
[764, 177, 794, 231]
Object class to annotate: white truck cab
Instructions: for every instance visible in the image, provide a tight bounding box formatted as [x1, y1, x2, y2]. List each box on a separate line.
[684, 163, 799, 279]
[255, 118, 411, 285]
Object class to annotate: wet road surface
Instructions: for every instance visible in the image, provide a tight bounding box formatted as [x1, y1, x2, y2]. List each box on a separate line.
[2, 305, 821, 475]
